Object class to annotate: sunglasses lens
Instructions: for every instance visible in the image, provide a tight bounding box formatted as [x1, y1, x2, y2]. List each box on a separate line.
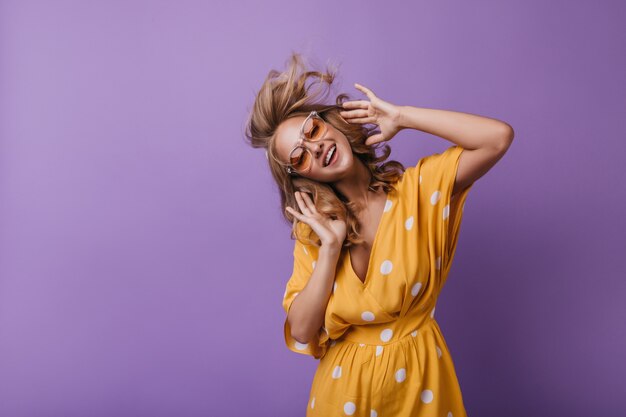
[303, 117, 326, 141]
[290, 147, 311, 171]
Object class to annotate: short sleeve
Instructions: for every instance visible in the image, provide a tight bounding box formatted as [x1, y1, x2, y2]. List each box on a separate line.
[281, 227, 330, 360]
[416, 145, 474, 276]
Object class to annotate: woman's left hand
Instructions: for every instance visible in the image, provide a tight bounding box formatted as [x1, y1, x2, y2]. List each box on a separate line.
[339, 83, 404, 146]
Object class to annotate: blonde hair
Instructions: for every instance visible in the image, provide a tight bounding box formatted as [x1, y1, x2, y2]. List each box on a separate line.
[244, 52, 405, 247]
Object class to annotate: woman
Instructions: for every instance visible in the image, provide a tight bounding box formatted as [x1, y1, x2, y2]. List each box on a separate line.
[244, 53, 514, 416]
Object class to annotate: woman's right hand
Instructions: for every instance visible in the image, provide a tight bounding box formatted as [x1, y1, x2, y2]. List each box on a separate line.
[285, 191, 347, 249]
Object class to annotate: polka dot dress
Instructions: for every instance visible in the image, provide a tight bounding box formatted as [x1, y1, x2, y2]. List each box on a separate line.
[282, 146, 474, 416]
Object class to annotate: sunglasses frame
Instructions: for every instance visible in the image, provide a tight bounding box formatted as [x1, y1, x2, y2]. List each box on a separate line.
[286, 111, 329, 174]
[277, 105, 341, 175]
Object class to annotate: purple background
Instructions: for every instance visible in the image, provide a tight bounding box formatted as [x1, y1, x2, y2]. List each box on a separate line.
[1, 1, 625, 416]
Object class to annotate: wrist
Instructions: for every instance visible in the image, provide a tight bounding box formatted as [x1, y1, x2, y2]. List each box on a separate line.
[397, 105, 410, 130]
[320, 242, 342, 258]
[399, 105, 426, 131]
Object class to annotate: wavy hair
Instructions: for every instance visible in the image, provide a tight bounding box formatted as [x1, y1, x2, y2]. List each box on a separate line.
[244, 52, 405, 248]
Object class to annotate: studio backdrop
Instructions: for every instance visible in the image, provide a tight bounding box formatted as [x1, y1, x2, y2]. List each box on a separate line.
[0, 1, 624, 416]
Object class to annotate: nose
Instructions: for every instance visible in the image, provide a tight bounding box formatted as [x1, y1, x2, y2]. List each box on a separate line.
[314, 141, 324, 159]
[304, 140, 324, 160]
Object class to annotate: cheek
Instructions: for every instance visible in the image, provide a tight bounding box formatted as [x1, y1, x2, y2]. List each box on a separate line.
[340, 141, 352, 161]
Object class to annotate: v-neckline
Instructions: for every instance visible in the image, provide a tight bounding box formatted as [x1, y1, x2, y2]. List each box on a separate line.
[346, 192, 391, 287]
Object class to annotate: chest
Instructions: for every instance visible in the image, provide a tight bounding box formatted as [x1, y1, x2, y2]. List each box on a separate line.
[348, 200, 387, 284]
[348, 232, 375, 284]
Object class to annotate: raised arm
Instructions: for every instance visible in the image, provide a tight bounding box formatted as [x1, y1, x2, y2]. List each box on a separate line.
[284, 191, 347, 345]
[397, 105, 514, 196]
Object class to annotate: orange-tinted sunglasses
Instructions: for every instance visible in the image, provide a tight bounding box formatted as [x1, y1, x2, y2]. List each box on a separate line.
[285, 106, 339, 174]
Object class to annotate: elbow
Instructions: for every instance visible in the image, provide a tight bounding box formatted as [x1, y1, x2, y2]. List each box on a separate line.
[493, 123, 514, 152]
[501, 123, 515, 142]
[291, 321, 318, 344]
[504, 123, 515, 143]
[289, 319, 310, 344]
[288, 306, 313, 344]
[291, 329, 310, 345]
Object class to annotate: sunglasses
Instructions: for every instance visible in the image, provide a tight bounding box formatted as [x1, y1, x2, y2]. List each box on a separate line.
[285, 107, 339, 174]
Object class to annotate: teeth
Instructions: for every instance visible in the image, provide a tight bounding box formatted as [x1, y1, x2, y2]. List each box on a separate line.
[325, 145, 336, 166]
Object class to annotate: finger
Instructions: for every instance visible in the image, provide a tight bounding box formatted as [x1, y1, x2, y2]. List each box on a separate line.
[354, 83, 376, 98]
[286, 207, 314, 228]
[287, 207, 324, 235]
[341, 100, 369, 109]
[285, 206, 304, 221]
[299, 191, 318, 213]
[347, 117, 377, 125]
[364, 134, 384, 146]
[294, 191, 313, 216]
[339, 109, 369, 118]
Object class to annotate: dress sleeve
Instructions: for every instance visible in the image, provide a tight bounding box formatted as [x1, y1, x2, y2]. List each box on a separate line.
[416, 145, 474, 278]
[282, 228, 330, 360]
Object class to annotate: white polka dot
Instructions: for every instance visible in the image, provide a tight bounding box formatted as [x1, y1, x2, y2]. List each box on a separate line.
[295, 341, 309, 350]
[430, 190, 441, 205]
[447, 412, 453, 417]
[311, 397, 315, 409]
[395, 368, 406, 382]
[332, 365, 342, 379]
[405, 216, 414, 230]
[384, 199, 393, 212]
[436, 345, 442, 358]
[380, 328, 393, 342]
[376, 345, 383, 356]
[443, 204, 450, 220]
[411, 282, 422, 297]
[359, 343, 365, 347]
[380, 260, 393, 275]
[421, 389, 434, 403]
[411, 330, 418, 337]
[431, 306, 436, 318]
[312, 260, 316, 269]
[361, 311, 375, 321]
[371, 409, 378, 417]
[435, 256, 441, 270]
[344, 401, 356, 415]
[419, 175, 422, 184]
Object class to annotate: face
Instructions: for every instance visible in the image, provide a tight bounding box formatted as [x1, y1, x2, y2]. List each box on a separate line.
[273, 113, 354, 182]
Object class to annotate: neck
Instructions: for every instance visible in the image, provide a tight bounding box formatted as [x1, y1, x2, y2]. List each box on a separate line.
[332, 158, 381, 212]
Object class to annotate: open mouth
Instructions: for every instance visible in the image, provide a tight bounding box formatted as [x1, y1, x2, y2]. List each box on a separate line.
[324, 144, 337, 167]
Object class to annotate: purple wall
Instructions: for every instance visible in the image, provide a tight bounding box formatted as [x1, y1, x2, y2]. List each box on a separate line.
[1, 1, 624, 416]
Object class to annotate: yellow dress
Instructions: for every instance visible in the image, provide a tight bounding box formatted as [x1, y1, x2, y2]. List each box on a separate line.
[282, 145, 474, 417]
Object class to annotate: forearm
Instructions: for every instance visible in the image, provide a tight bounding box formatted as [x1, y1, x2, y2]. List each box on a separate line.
[288, 245, 341, 344]
[398, 105, 514, 150]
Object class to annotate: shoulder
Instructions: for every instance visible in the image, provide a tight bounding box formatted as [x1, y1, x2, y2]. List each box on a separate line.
[295, 221, 316, 240]
[393, 165, 417, 193]
[417, 145, 464, 172]
[392, 146, 464, 198]
[293, 221, 319, 256]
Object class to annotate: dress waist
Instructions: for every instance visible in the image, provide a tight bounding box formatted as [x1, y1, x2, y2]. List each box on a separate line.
[338, 309, 437, 346]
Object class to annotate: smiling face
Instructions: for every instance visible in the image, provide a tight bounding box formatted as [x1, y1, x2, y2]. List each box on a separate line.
[273, 113, 355, 182]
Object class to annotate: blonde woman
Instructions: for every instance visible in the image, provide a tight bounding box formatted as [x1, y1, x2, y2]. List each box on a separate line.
[244, 53, 513, 416]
